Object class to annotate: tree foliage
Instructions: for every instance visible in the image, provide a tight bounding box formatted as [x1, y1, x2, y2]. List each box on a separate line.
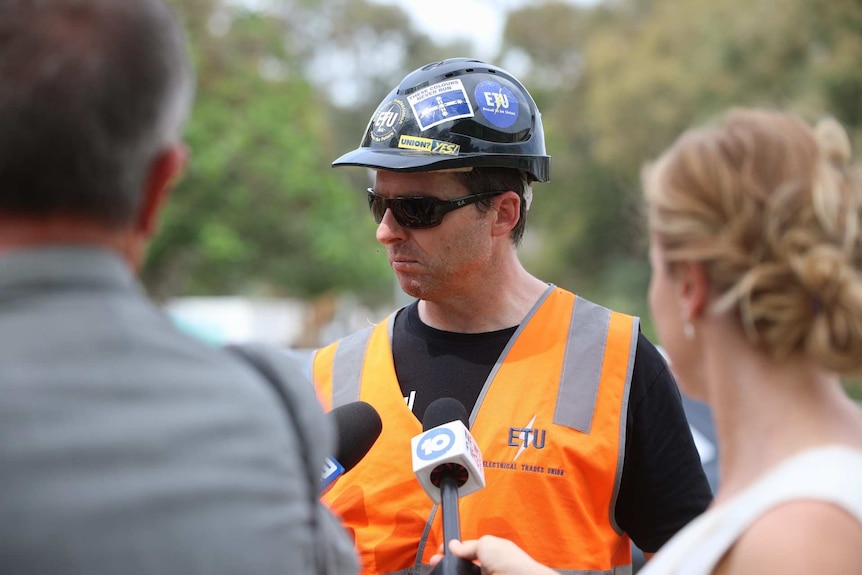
[498, 0, 862, 326]
[145, 0, 393, 301]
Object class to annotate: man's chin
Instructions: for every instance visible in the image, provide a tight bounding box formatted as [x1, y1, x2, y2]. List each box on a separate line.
[396, 276, 422, 300]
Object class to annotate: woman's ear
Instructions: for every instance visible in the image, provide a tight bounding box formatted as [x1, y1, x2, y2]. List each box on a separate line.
[677, 261, 710, 321]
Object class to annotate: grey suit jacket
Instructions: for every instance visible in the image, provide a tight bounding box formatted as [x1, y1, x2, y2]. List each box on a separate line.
[0, 247, 357, 575]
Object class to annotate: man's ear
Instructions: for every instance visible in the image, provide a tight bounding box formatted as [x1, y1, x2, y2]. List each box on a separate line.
[137, 143, 188, 237]
[677, 261, 709, 321]
[491, 190, 521, 237]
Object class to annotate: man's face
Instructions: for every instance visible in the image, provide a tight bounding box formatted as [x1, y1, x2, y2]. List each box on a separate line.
[371, 170, 496, 302]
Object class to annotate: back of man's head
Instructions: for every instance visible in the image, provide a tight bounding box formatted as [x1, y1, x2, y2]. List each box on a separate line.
[0, 0, 193, 229]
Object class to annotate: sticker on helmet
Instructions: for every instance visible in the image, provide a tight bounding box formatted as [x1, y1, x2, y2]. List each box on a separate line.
[407, 79, 474, 132]
[370, 98, 408, 142]
[397, 135, 460, 156]
[475, 81, 519, 129]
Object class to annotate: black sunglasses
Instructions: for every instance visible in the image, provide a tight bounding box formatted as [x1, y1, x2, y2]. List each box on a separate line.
[366, 188, 506, 229]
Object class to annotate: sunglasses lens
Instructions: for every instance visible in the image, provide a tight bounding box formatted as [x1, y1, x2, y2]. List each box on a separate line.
[367, 191, 440, 228]
[368, 193, 386, 224]
[394, 197, 438, 228]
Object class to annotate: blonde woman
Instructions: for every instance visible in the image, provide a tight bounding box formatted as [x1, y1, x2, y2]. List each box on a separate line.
[436, 108, 862, 574]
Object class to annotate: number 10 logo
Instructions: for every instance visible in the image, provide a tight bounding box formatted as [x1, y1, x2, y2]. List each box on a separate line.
[417, 428, 455, 460]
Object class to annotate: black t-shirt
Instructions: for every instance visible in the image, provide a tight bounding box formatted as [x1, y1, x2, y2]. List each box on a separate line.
[393, 301, 712, 552]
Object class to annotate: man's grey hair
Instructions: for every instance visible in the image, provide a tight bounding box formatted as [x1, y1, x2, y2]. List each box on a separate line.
[0, 0, 194, 227]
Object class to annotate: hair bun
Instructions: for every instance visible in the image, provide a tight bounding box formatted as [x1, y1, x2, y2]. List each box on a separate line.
[815, 117, 852, 167]
[793, 246, 849, 311]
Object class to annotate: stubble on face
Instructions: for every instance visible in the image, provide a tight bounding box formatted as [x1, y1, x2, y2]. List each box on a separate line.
[375, 170, 495, 303]
[396, 220, 493, 303]
[392, 208, 493, 303]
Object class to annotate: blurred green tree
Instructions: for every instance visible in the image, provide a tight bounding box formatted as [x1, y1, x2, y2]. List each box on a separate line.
[497, 0, 862, 331]
[145, 0, 394, 302]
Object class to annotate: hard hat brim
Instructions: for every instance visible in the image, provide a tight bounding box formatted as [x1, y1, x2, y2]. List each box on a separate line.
[332, 148, 550, 183]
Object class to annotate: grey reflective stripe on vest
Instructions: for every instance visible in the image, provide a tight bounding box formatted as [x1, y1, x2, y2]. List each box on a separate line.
[329, 313, 398, 408]
[555, 296, 609, 432]
[610, 316, 639, 535]
[330, 326, 372, 408]
[555, 296, 637, 433]
[557, 567, 632, 575]
[412, 504, 438, 574]
[397, 564, 633, 575]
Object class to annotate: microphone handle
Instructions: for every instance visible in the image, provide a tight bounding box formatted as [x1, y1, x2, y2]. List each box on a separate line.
[439, 474, 461, 553]
[431, 474, 481, 575]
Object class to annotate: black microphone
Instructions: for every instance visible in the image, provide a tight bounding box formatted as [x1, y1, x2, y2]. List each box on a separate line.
[321, 401, 382, 493]
[411, 398, 483, 575]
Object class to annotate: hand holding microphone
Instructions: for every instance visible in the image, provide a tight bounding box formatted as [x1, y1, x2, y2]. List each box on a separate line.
[321, 401, 382, 494]
[411, 398, 485, 575]
[432, 537, 557, 575]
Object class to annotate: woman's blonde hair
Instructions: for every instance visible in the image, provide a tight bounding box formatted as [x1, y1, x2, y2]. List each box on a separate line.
[643, 108, 862, 374]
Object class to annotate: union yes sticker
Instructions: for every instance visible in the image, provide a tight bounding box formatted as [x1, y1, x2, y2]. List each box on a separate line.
[397, 135, 460, 156]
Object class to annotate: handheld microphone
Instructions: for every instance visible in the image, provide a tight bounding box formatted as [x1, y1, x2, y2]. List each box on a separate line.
[321, 401, 382, 493]
[412, 398, 485, 503]
[411, 398, 484, 575]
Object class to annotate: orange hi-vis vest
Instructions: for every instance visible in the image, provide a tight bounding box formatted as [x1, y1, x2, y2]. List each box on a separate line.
[313, 286, 638, 575]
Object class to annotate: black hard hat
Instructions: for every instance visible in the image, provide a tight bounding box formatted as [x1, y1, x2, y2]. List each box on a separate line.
[333, 58, 551, 183]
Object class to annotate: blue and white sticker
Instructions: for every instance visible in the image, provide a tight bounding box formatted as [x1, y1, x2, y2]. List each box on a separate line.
[475, 81, 519, 129]
[416, 428, 455, 461]
[370, 98, 408, 142]
[407, 79, 474, 132]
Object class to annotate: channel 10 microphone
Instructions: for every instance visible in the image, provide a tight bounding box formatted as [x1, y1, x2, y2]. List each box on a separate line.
[412, 398, 484, 575]
[321, 401, 382, 494]
[412, 398, 485, 503]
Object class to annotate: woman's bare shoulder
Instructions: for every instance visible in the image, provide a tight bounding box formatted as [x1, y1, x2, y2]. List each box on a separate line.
[713, 500, 862, 575]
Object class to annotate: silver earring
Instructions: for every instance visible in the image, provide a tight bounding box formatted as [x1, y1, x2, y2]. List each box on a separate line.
[683, 321, 695, 340]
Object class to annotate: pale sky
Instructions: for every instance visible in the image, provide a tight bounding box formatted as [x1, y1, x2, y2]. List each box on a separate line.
[232, 0, 598, 106]
[369, 0, 595, 60]
[369, 0, 518, 59]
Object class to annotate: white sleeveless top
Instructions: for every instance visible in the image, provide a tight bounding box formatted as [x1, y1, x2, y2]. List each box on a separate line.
[639, 445, 862, 575]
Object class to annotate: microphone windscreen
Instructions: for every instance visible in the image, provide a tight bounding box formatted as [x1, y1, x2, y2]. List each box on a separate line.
[329, 401, 383, 472]
[422, 397, 469, 432]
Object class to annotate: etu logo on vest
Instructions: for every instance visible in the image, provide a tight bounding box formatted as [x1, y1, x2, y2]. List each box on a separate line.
[509, 414, 546, 462]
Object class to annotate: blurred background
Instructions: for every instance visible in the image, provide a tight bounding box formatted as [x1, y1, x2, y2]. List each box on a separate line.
[155, 0, 862, 399]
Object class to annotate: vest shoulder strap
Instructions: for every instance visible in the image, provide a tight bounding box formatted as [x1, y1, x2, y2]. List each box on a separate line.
[555, 295, 639, 432]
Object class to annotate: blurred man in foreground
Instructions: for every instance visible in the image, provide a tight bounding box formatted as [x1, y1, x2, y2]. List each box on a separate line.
[0, 1, 356, 573]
